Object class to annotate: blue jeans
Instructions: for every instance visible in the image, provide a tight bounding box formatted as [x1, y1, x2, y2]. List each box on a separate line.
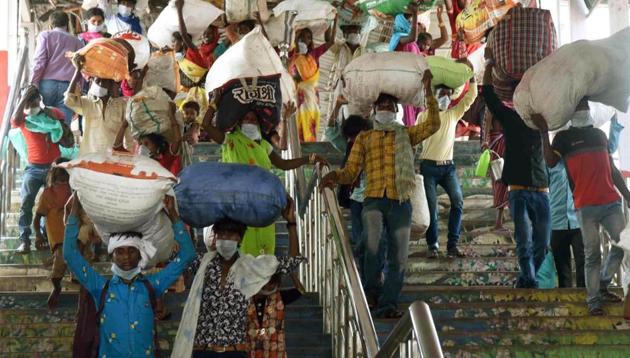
[577, 201, 626, 310]
[350, 199, 387, 281]
[509, 190, 551, 288]
[421, 162, 464, 250]
[362, 198, 412, 311]
[19, 164, 51, 245]
[39, 79, 73, 124]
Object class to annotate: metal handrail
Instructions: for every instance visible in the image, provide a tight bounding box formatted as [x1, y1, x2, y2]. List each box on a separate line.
[0, 35, 29, 237]
[376, 301, 444, 358]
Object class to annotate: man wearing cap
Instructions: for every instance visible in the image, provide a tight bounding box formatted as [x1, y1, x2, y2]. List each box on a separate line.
[63, 195, 195, 357]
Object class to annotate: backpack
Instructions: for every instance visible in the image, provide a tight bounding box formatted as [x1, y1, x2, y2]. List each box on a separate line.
[72, 278, 159, 358]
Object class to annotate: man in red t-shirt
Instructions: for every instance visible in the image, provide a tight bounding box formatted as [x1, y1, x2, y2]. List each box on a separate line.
[532, 99, 630, 316]
[12, 86, 73, 253]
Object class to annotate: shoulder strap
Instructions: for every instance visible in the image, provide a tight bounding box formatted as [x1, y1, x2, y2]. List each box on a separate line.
[96, 280, 111, 317]
[140, 278, 159, 358]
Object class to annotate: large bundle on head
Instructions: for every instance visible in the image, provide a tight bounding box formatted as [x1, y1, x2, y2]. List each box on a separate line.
[143, 51, 180, 93]
[341, 52, 429, 114]
[175, 162, 288, 228]
[489, 7, 557, 101]
[224, 0, 270, 23]
[205, 27, 295, 134]
[113, 31, 151, 69]
[126, 86, 183, 142]
[59, 152, 178, 268]
[272, 0, 336, 38]
[147, 0, 223, 49]
[456, 0, 517, 44]
[514, 27, 630, 130]
[426, 56, 474, 90]
[355, 0, 437, 14]
[70, 38, 134, 81]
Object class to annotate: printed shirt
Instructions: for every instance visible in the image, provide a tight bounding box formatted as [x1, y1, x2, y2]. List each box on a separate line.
[552, 126, 620, 209]
[548, 161, 580, 231]
[64, 90, 133, 155]
[64, 216, 195, 358]
[482, 85, 549, 188]
[189, 254, 306, 347]
[12, 108, 64, 165]
[30, 28, 83, 85]
[334, 97, 440, 200]
[420, 85, 478, 161]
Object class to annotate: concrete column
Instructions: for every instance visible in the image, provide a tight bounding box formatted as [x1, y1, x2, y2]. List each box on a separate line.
[608, 0, 629, 33]
[569, 0, 588, 41]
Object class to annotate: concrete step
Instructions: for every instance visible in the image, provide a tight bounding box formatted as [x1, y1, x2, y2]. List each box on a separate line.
[435, 315, 630, 332]
[408, 244, 515, 258]
[440, 329, 630, 347]
[442, 345, 630, 358]
[429, 301, 625, 319]
[406, 257, 518, 273]
[404, 271, 517, 287]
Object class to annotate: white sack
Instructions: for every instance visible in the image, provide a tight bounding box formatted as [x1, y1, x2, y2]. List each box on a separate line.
[272, 0, 336, 37]
[342, 52, 428, 113]
[113, 31, 151, 69]
[615, 222, 630, 296]
[60, 152, 177, 235]
[514, 27, 630, 130]
[411, 175, 430, 237]
[264, 13, 297, 47]
[205, 27, 296, 104]
[144, 51, 179, 93]
[225, 0, 270, 23]
[126, 86, 173, 139]
[147, 0, 223, 49]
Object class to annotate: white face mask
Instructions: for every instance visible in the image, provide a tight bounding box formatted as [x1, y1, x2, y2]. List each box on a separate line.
[87, 22, 105, 33]
[346, 33, 361, 46]
[571, 109, 593, 128]
[24, 106, 41, 116]
[374, 111, 396, 124]
[111, 263, 141, 280]
[437, 96, 451, 111]
[216, 239, 238, 260]
[88, 81, 108, 98]
[297, 42, 308, 54]
[241, 123, 261, 141]
[118, 4, 133, 17]
[174, 51, 185, 61]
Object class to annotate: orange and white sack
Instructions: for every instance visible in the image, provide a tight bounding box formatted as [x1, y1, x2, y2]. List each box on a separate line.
[205, 27, 296, 104]
[113, 31, 151, 69]
[59, 152, 177, 235]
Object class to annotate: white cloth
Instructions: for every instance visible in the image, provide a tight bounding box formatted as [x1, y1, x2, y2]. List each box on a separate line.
[228, 254, 279, 299]
[107, 233, 157, 269]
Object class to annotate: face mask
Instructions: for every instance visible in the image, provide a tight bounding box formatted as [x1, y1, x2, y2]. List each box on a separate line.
[111, 263, 141, 281]
[346, 33, 360, 45]
[297, 42, 308, 54]
[437, 96, 451, 111]
[174, 51, 185, 61]
[260, 287, 278, 296]
[88, 81, 108, 98]
[87, 23, 105, 33]
[216, 239, 238, 260]
[241, 123, 261, 140]
[374, 111, 396, 124]
[118, 4, 133, 17]
[571, 110, 594, 128]
[24, 107, 41, 116]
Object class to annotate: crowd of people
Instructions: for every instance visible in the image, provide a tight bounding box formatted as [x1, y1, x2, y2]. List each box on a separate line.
[8, 0, 630, 356]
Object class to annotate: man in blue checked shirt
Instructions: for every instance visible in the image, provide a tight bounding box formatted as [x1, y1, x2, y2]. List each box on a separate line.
[64, 195, 195, 357]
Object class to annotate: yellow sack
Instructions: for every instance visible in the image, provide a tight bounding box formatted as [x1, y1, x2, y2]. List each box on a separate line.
[177, 86, 209, 124]
[456, 0, 516, 44]
[427, 56, 474, 90]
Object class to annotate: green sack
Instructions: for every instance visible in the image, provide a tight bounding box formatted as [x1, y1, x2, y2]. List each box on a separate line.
[427, 56, 474, 90]
[537, 249, 558, 289]
[356, 0, 409, 14]
[475, 149, 491, 177]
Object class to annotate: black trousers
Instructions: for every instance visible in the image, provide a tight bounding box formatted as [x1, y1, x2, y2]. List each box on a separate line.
[551, 229, 585, 288]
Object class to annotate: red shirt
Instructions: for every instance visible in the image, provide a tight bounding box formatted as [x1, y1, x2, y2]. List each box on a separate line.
[552, 126, 620, 209]
[156, 151, 182, 176]
[12, 108, 64, 165]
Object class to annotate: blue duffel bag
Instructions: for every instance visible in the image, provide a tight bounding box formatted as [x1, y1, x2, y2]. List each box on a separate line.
[175, 162, 288, 228]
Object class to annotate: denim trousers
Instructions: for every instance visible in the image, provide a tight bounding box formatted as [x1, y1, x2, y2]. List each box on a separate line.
[577, 201, 626, 310]
[362, 197, 412, 311]
[39, 79, 73, 124]
[508, 190, 551, 288]
[420, 162, 464, 250]
[19, 164, 51, 245]
[350, 199, 387, 281]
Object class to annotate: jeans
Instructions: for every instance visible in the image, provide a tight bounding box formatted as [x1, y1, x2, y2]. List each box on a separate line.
[350, 199, 387, 281]
[39, 79, 73, 124]
[18, 164, 51, 245]
[509, 190, 551, 288]
[362, 198, 412, 311]
[551, 229, 585, 288]
[421, 162, 464, 250]
[577, 201, 626, 310]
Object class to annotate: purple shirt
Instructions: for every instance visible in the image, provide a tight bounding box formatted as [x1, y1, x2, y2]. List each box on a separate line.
[30, 28, 83, 86]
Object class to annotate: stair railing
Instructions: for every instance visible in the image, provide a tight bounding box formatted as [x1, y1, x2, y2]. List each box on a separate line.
[0, 34, 29, 238]
[375, 301, 444, 358]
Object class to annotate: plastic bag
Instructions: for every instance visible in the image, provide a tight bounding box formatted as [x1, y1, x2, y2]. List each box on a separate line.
[475, 149, 491, 177]
[536, 249, 558, 289]
[456, 0, 516, 44]
[175, 162, 288, 228]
